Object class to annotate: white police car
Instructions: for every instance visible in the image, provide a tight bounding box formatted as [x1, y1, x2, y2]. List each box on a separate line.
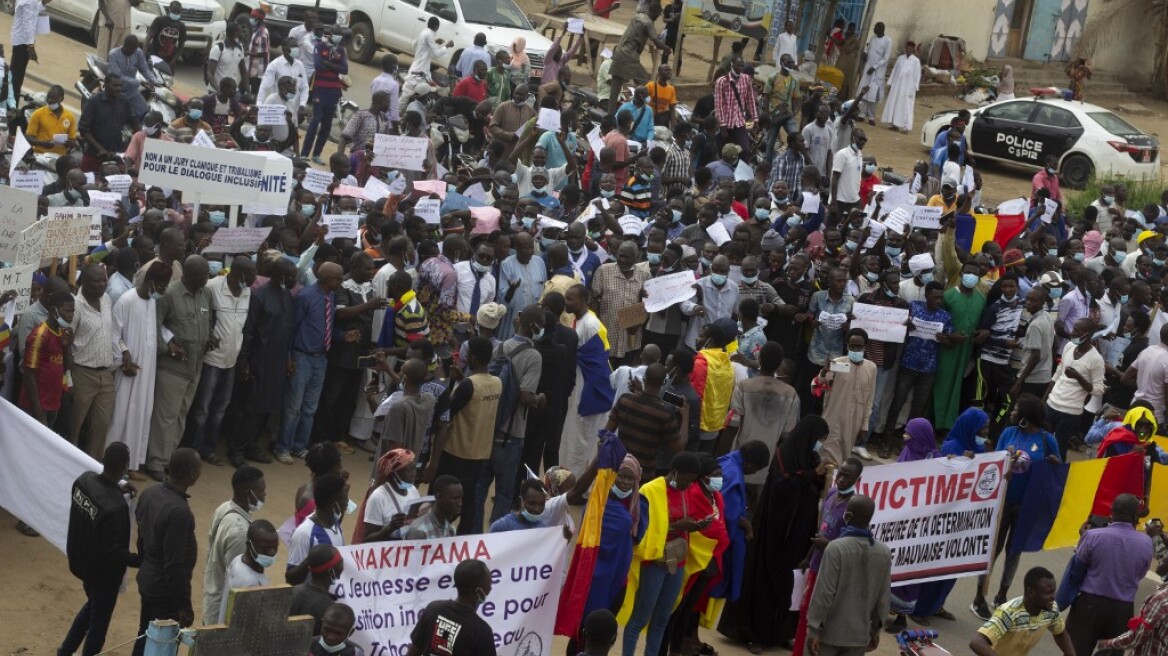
[920, 96, 1159, 189]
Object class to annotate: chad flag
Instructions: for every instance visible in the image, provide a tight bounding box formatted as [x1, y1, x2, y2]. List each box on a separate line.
[1009, 453, 1145, 553]
[954, 211, 1027, 255]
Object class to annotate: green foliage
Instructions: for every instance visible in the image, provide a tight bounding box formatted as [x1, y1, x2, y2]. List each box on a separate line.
[1063, 176, 1164, 219]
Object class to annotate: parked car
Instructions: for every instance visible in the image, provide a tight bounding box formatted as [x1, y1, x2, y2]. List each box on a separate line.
[215, 0, 350, 42]
[344, 0, 552, 81]
[46, 0, 227, 64]
[920, 96, 1160, 188]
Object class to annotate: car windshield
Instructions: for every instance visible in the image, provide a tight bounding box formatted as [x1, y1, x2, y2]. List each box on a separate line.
[459, 0, 532, 29]
[1088, 111, 1141, 136]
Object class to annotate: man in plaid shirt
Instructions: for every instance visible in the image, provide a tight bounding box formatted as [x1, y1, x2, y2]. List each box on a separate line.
[714, 55, 758, 156]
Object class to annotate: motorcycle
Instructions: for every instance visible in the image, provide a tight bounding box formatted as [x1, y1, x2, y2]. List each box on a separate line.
[429, 113, 474, 175]
[74, 54, 184, 127]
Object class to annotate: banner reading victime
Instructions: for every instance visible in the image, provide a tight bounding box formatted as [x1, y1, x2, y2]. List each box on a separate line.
[332, 527, 569, 656]
[856, 452, 1009, 584]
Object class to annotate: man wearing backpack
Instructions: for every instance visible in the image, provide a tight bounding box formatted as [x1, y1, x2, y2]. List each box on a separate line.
[473, 305, 546, 531]
[204, 23, 247, 93]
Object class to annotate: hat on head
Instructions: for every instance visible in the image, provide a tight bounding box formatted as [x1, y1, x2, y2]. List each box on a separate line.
[1040, 271, 1063, 287]
[1003, 248, 1025, 268]
[721, 143, 742, 158]
[476, 302, 508, 329]
[941, 176, 958, 189]
[1082, 230, 1103, 259]
[1138, 230, 1158, 244]
[415, 82, 434, 96]
[908, 253, 934, 274]
[760, 230, 784, 252]
[711, 317, 739, 342]
[653, 126, 673, 143]
[529, 166, 550, 181]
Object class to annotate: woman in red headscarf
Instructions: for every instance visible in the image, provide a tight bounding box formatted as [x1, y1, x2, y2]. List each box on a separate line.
[353, 448, 421, 543]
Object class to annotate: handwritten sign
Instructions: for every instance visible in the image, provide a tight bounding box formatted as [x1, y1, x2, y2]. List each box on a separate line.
[852, 302, 910, 343]
[734, 159, 754, 182]
[907, 319, 944, 342]
[191, 130, 217, 149]
[104, 174, 132, 198]
[617, 302, 647, 330]
[863, 220, 886, 249]
[910, 205, 943, 230]
[643, 271, 697, 313]
[387, 175, 408, 196]
[202, 227, 273, 254]
[43, 208, 95, 259]
[0, 262, 38, 316]
[88, 211, 103, 247]
[705, 222, 731, 246]
[11, 170, 42, 195]
[566, 18, 584, 34]
[302, 168, 334, 195]
[323, 214, 360, 240]
[139, 139, 293, 207]
[1040, 198, 1059, 224]
[537, 108, 562, 134]
[619, 214, 646, 236]
[818, 311, 847, 331]
[587, 126, 605, 157]
[469, 206, 501, 234]
[15, 220, 45, 265]
[88, 190, 122, 217]
[412, 180, 447, 200]
[371, 134, 429, 171]
[362, 176, 391, 202]
[801, 191, 820, 214]
[414, 198, 441, 224]
[0, 185, 38, 262]
[257, 104, 287, 126]
[884, 208, 909, 236]
[464, 183, 488, 204]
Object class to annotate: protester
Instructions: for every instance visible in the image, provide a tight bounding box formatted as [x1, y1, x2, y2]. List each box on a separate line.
[202, 466, 266, 624]
[218, 519, 278, 623]
[970, 567, 1075, 656]
[408, 559, 497, 655]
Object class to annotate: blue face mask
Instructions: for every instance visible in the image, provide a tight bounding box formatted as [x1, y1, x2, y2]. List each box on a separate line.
[600, 189, 615, 199]
[1050, 286, 1063, 299]
[710, 273, 728, 286]
[864, 271, 879, 282]
[533, 327, 545, 340]
[301, 203, 316, 216]
[169, 11, 182, 20]
[254, 552, 276, 568]
[742, 275, 758, 285]
[522, 216, 535, 229]
[961, 273, 979, 289]
[188, 108, 203, 120]
[208, 261, 223, 275]
[1072, 252, 1085, 262]
[540, 236, 557, 249]
[1119, 294, 1129, 305]
[813, 440, 823, 451]
[838, 483, 856, 495]
[671, 209, 683, 223]
[1047, 248, 1059, 257]
[56, 316, 70, 330]
[845, 240, 858, 253]
[886, 246, 902, 257]
[920, 272, 934, 284]
[706, 476, 723, 492]
[755, 208, 770, 220]
[1113, 251, 1127, 264]
[647, 252, 661, 265]
[611, 484, 633, 499]
[975, 436, 988, 447]
[884, 287, 897, 299]
[209, 210, 227, 226]
[848, 349, 865, 363]
[520, 509, 543, 523]
[786, 215, 800, 227]
[1156, 257, 1167, 267]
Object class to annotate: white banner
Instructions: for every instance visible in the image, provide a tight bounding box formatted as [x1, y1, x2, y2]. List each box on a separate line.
[202, 227, 273, 254]
[0, 262, 39, 315]
[910, 206, 943, 230]
[139, 138, 294, 207]
[851, 303, 910, 343]
[302, 168, 334, 195]
[0, 397, 100, 552]
[44, 208, 96, 259]
[857, 452, 1008, 584]
[372, 134, 429, 171]
[0, 185, 39, 262]
[323, 214, 360, 240]
[335, 527, 569, 656]
[643, 271, 697, 313]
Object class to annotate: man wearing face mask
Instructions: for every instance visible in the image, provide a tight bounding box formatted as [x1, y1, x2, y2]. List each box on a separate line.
[26, 85, 78, 155]
[899, 253, 934, 303]
[217, 520, 278, 625]
[257, 41, 310, 115]
[79, 76, 140, 173]
[682, 255, 739, 351]
[853, 270, 910, 459]
[171, 97, 213, 134]
[934, 262, 987, 429]
[974, 274, 1024, 433]
[829, 129, 866, 214]
[204, 23, 246, 93]
[763, 53, 801, 161]
[146, 1, 186, 73]
[46, 169, 91, 208]
[713, 55, 758, 154]
[562, 222, 602, 287]
[290, 544, 346, 636]
[592, 241, 651, 365]
[490, 83, 536, 159]
[617, 86, 655, 146]
[287, 472, 351, 587]
[201, 466, 266, 623]
[123, 110, 174, 169]
[408, 559, 496, 655]
[106, 35, 162, 119]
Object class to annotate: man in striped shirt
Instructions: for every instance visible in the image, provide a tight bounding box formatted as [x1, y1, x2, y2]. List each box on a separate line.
[713, 55, 758, 157]
[606, 362, 683, 478]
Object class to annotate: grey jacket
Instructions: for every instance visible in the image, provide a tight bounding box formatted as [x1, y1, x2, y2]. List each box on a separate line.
[806, 532, 892, 647]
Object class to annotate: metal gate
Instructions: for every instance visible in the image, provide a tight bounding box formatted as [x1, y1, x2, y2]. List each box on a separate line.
[796, 0, 867, 55]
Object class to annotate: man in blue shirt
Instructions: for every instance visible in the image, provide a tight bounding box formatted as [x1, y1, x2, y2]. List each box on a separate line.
[886, 282, 953, 433]
[456, 33, 491, 79]
[617, 87, 655, 146]
[275, 262, 350, 464]
[106, 35, 163, 118]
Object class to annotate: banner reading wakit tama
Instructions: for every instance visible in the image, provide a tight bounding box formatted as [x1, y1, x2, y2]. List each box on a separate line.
[682, 0, 772, 40]
[856, 452, 1008, 584]
[332, 527, 569, 656]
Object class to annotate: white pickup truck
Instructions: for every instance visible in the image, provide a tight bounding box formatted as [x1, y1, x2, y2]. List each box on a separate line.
[43, 0, 228, 63]
[216, 0, 351, 42]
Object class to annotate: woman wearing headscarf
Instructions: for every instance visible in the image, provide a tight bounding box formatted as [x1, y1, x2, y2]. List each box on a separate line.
[558, 436, 644, 655]
[997, 64, 1015, 101]
[718, 416, 828, 654]
[618, 452, 704, 656]
[940, 407, 990, 458]
[887, 419, 943, 632]
[662, 453, 730, 656]
[354, 448, 420, 543]
[1097, 402, 1168, 510]
[509, 37, 531, 89]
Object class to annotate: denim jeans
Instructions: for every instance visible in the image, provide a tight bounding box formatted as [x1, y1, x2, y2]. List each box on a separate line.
[301, 97, 339, 158]
[622, 562, 686, 656]
[276, 351, 328, 455]
[864, 364, 898, 440]
[186, 364, 235, 458]
[475, 436, 525, 528]
[58, 578, 122, 656]
[765, 115, 798, 161]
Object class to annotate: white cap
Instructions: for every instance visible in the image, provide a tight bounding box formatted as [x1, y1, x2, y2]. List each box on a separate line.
[908, 253, 934, 274]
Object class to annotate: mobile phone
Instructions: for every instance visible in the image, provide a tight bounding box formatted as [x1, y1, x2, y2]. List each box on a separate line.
[662, 391, 684, 407]
[357, 355, 379, 368]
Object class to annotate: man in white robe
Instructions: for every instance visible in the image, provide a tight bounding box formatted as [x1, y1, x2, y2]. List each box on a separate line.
[881, 42, 921, 132]
[106, 262, 171, 472]
[857, 22, 891, 124]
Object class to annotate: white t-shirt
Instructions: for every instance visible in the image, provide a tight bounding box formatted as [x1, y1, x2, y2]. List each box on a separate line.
[365, 483, 422, 527]
[832, 146, 863, 203]
[543, 494, 575, 532]
[219, 555, 269, 623]
[207, 41, 246, 87]
[287, 516, 345, 568]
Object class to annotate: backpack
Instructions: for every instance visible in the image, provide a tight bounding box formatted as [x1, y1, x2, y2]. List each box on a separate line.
[487, 341, 532, 437]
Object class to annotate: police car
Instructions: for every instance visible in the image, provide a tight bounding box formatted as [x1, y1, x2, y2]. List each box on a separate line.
[920, 96, 1159, 189]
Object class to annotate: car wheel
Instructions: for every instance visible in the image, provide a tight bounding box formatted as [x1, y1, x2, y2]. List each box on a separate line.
[347, 20, 376, 64]
[731, 17, 742, 31]
[1060, 153, 1094, 189]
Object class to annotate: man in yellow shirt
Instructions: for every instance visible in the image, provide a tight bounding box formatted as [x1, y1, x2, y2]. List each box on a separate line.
[970, 567, 1075, 656]
[26, 85, 79, 155]
[645, 63, 677, 128]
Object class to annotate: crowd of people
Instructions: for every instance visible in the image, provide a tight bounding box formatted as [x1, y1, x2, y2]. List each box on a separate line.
[2, 0, 1168, 655]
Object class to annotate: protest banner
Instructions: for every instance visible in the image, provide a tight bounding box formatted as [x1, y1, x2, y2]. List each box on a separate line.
[863, 221, 886, 249]
[910, 206, 943, 230]
[857, 452, 1008, 583]
[0, 262, 39, 314]
[536, 108, 561, 133]
[302, 168, 335, 195]
[202, 227, 273, 254]
[415, 198, 442, 225]
[372, 134, 429, 171]
[333, 185, 365, 199]
[139, 138, 294, 207]
[88, 211, 103, 247]
[413, 180, 447, 200]
[464, 183, 488, 204]
[643, 271, 697, 313]
[800, 191, 820, 215]
[907, 319, 944, 342]
[566, 17, 584, 33]
[257, 104, 287, 126]
[1040, 198, 1059, 224]
[11, 170, 42, 195]
[0, 185, 39, 262]
[587, 127, 604, 157]
[705, 222, 731, 246]
[16, 220, 45, 265]
[362, 176, 392, 202]
[42, 208, 94, 259]
[88, 190, 122, 217]
[323, 214, 360, 240]
[105, 174, 133, 196]
[734, 159, 754, 182]
[851, 303, 910, 343]
[470, 206, 501, 234]
[619, 215, 646, 236]
[336, 527, 568, 656]
[192, 130, 217, 149]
